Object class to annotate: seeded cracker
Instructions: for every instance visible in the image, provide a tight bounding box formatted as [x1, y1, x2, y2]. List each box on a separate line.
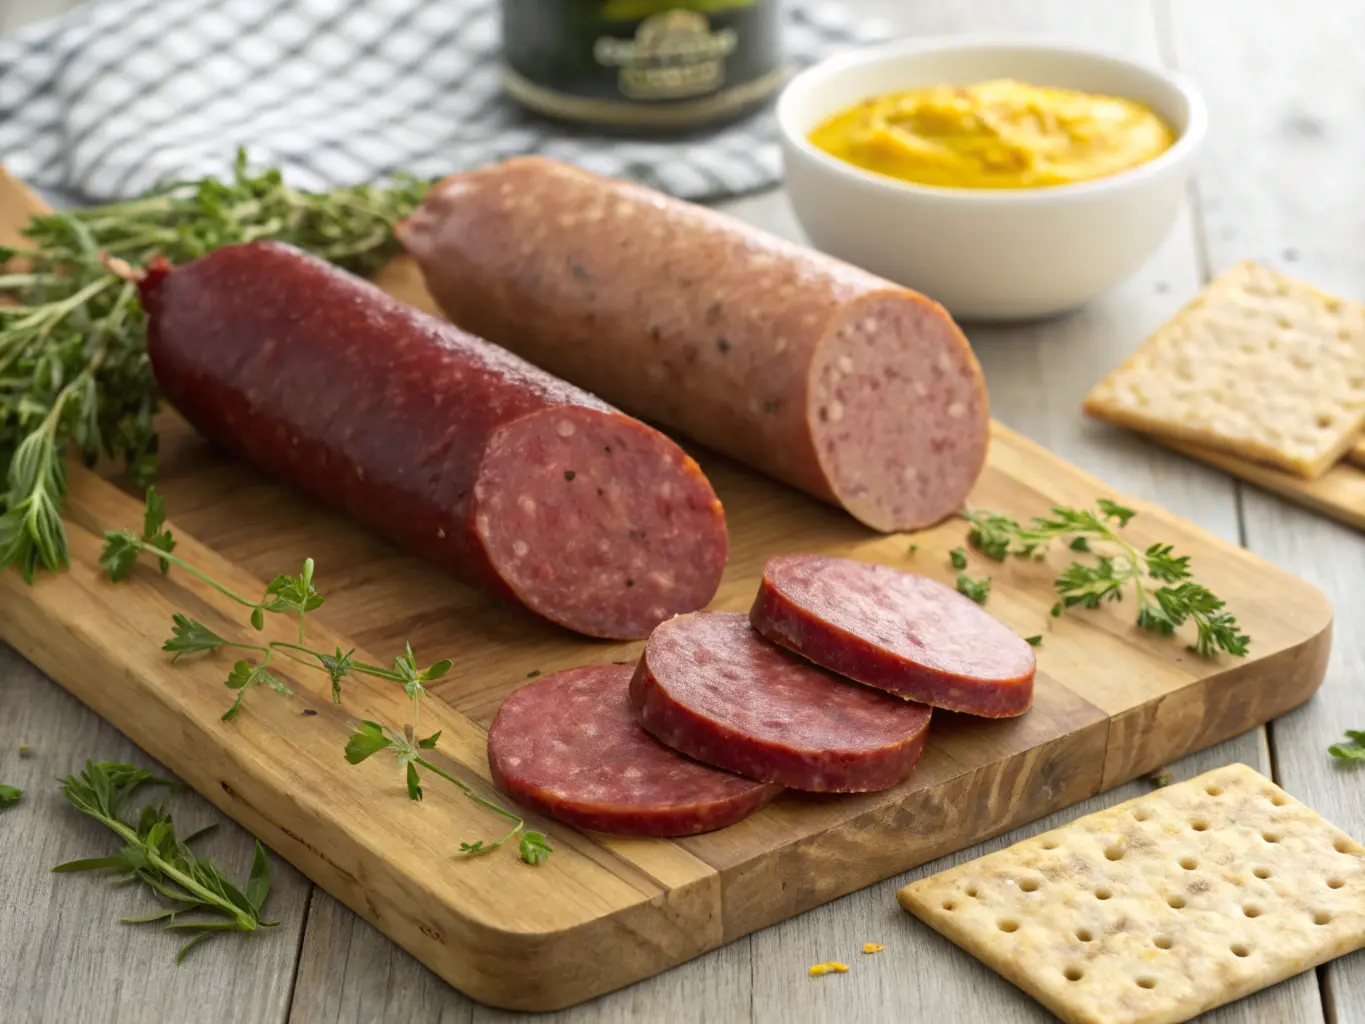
[897, 764, 1365, 1024]
[1083, 262, 1365, 478]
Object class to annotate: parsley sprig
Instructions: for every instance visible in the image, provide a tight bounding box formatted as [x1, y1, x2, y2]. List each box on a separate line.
[963, 500, 1250, 657]
[52, 760, 276, 961]
[0, 783, 21, 810]
[1328, 731, 1365, 762]
[0, 150, 428, 582]
[101, 488, 548, 864]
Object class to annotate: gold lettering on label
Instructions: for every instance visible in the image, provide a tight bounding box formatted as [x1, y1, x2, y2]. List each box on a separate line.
[593, 11, 737, 101]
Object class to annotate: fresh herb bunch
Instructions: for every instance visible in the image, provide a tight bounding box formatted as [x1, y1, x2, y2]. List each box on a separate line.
[53, 760, 276, 961]
[1328, 731, 1365, 762]
[962, 500, 1250, 657]
[102, 488, 550, 864]
[0, 150, 429, 581]
[0, 783, 21, 809]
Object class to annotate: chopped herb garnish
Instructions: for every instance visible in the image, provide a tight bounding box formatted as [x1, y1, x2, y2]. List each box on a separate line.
[956, 572, 991, 605]
[564, 470, 576, 481]
[1024, 635, 1043, 646]
[906, 543, 918, 556]
[625, 578, 635, 588]
[570, 263, 589, 280]
[18, 744, 31, 758]
[301, 709, 318, 717]
[526, 669, 541, 679]
[716, 337, 730, 354]
[763, 399, 781, 414]
[949, 547, 968, 570]
[0, 784, 22, 810]
[1148, 767, 1174, 788]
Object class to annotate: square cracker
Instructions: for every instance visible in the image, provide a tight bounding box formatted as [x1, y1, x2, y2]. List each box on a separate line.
[898, 764, 1365, 1024]
[1083, 261, 1365, 478]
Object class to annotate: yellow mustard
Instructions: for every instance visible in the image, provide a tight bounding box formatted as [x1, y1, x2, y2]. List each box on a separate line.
[807, 79, 1175, 189]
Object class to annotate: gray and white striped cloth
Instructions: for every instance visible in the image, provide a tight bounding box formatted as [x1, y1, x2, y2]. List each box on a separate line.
[0, 0, 887, 203]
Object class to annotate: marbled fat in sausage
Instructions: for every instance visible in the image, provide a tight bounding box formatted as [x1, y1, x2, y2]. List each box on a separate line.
[631, 611, 932, 792]
[398, 156, 991, 533]
[487, 665, 781, 836]
[750, 555, 1035, 718]
[140, 240, 728, 640]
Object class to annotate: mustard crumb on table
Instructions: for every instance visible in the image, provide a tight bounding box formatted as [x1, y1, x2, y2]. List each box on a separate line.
[809, 962, 851, 977]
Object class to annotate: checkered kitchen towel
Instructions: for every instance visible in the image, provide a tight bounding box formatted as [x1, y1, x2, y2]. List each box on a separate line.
[0, 0, 887, 203]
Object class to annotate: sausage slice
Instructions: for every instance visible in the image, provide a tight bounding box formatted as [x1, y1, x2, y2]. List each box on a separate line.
[631, 611, 932, 793]
[141, 240, 728, 640]
[487, 665, 781, 836]
[750, 555, 1035, 718]
[398, 156, 990, 532]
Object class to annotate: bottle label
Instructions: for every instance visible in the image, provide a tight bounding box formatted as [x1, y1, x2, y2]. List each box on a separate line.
[593, 11, 738, 100]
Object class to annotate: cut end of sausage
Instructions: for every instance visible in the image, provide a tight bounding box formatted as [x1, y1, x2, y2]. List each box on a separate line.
[751, 555, 1035, 718]
[633, 611, 932, 792]
[808, 293, 990, 532]
[488, 665, 781, 837]
[474, 406, 727, 639]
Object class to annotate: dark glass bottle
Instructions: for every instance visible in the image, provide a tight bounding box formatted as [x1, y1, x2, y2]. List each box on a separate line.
[501, 0, 784, 131]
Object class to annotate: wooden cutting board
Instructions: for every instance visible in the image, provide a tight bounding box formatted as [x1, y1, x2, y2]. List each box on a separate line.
[0, 170, 1334, 1011]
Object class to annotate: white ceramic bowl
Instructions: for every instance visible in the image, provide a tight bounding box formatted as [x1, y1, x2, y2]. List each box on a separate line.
[777, 38, 1207, 321]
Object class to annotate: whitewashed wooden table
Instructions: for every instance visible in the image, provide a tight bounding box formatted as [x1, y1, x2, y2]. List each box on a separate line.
[2, 1, 1363, 1021]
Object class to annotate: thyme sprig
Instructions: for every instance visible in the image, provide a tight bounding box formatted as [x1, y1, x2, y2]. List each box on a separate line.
[1, 150, 428, 581]
[100, 488, 549, 864]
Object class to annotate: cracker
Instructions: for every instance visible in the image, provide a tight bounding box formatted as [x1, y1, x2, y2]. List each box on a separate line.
[1349, 438, 1365, 469]
[897, 764, 1365, 1024]
[1083, 262, 1365, 478]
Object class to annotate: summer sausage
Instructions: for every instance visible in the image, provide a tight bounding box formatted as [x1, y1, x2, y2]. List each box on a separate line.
[397, 156, 990, 533]
[631, 611, 933, 792]
[750, 555, 1035, 718]
[487, 665, 781, 836]
[140, 240, 728, 640]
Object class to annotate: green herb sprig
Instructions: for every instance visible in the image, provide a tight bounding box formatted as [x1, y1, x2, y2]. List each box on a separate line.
[345, 714, 552, 866]
[0, 149, 428, 582]
[0, 783, 21, 809]
[102, 488, 549, 864]
[52, 760, 275, 961]
[963, 500, 1250, 657]
[1328, 731, 1365, 762]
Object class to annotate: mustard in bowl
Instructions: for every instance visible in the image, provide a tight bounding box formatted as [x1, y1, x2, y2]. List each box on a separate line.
[808, 79, 1175, 191]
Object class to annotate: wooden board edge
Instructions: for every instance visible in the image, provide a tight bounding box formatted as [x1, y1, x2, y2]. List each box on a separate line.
[1099, 614, 1334, 789]
[1155, 436, 1365, 533]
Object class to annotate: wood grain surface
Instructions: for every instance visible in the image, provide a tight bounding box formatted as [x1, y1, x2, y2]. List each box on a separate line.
[2, 1, 1363, 1022]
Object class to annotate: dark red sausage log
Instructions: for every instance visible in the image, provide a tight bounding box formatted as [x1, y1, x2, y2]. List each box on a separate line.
[631, 611, 932, 793]
[140, 240, 728, 640]
[487, 665, 781, 836]
[397, 156, 991, 533]
[750, 555, 1035, 718]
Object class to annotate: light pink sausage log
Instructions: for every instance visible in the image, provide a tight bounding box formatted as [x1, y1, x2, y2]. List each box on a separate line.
[397, 156, 991, 532]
